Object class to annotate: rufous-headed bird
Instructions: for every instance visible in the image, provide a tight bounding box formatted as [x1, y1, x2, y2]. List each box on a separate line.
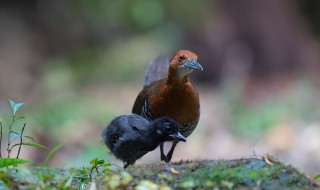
[132, 50, 203, 162]
[102, 114, 186, 168]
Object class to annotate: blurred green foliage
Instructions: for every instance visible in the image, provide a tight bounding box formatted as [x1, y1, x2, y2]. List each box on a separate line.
[1, 0, 320, 169]
[223, 77, 320, 138]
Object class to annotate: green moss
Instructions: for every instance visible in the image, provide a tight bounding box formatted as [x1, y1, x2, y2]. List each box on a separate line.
[94, 158, 318, 189]
[0, 158, 317, 189]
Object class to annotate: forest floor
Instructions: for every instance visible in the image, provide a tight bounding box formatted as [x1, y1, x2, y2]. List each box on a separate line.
[1, 155, 318, 189]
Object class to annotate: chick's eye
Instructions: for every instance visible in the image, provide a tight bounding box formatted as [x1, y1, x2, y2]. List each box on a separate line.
[165, 126, 174, 133]
[179, 55, 185, 62]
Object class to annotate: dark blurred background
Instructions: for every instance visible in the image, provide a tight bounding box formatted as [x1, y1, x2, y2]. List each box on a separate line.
[1, 0, 320, 175]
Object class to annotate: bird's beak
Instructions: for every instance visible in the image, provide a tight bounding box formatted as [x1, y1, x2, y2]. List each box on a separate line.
[183, 59, 203, 71]
[169, 132, 187, 142]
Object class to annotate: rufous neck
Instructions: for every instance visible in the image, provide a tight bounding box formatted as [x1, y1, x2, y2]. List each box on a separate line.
[167, 66, 189, 85]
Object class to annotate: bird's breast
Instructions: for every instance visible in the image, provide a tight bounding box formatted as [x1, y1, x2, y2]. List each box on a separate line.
[149, 83, 200, 125]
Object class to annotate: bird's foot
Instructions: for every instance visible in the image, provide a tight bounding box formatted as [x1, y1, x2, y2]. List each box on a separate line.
[124, 163, 130, 168]
[164, 153, 173, 163]
[161, 154, 170, 163]
[124, 160, 135, 168]
[164, 142, 177, 163]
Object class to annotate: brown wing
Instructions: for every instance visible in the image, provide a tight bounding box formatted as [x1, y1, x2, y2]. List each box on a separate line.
[132, 89, 147, 115]
[144, 54, 169, 87]
[132, 79, 164, 120]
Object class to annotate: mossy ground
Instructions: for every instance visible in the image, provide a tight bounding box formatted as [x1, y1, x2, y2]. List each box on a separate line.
[0, 156, 318, 189]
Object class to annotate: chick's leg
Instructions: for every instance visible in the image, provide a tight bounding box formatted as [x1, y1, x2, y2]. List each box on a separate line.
[165, 141, 178, 163]
[160, 142, 168, 162]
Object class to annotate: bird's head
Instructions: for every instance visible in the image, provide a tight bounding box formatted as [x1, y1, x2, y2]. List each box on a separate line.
[168, 50, 203, 80]
[153, 117, 186, 142]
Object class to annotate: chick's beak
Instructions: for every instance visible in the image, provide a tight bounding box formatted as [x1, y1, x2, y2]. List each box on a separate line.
[169, 132, 187, 142]
[183, 59, 203, 71]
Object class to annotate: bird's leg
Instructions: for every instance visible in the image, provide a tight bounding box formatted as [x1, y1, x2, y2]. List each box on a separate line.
[160, 142, 168, 162]
[165, 141, 178, 163]
[124, 162, 130, 168]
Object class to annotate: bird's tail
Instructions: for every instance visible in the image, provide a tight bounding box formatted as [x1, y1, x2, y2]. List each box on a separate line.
[143, 54, 169, 87]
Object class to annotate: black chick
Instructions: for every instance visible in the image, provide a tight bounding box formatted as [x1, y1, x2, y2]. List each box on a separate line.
[102, 114, 186, 168]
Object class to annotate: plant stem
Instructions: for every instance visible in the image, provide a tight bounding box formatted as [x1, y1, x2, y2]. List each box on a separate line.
[96, 166, 99, 174]
[0, 121, 2, 158]
[7, 115, 15, 158]
[8, 143, 29, 152]
[89, 169, 93, 181]
[16, 122, 26, 159]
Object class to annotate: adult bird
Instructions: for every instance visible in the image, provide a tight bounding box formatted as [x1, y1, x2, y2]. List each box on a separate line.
[102, 114, 186, 168]
[132, 50, 203, 162]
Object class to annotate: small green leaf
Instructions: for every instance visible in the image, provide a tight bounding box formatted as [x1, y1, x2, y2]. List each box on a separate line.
[80, 167, 88, 175]
[9, 131, 20, 143]
[42, 144, 63, 167]
[75, 180, 89, 190]
[314, 173, 320, 180]
[98, 159, 105, 165]
[77, 176, 86, 181]
[101, 163, 111, 167]
[90, 166, 95, 173]
[0, 158, 30, 168]
[61, 174, 74, 189]
[15, 116, 25, 121]
[102, 169, 111, 173]
[24, 135, 35, 142]
[90, 158, 98, 166]
[22, 143, 48, 150]
[8, 99, 24, 115]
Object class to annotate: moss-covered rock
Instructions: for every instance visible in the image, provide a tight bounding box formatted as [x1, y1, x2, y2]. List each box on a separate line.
[0, 156, 318, 189]
[96, 156, 318, 190]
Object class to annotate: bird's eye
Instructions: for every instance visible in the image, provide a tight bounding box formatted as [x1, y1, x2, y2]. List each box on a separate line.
[165, 126, 174, 134]
[178, 55, 185, 62]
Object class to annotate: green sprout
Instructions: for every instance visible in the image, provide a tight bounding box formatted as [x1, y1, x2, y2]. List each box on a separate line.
[75, 158, 111, 189]
[0, 99, 53, 168]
